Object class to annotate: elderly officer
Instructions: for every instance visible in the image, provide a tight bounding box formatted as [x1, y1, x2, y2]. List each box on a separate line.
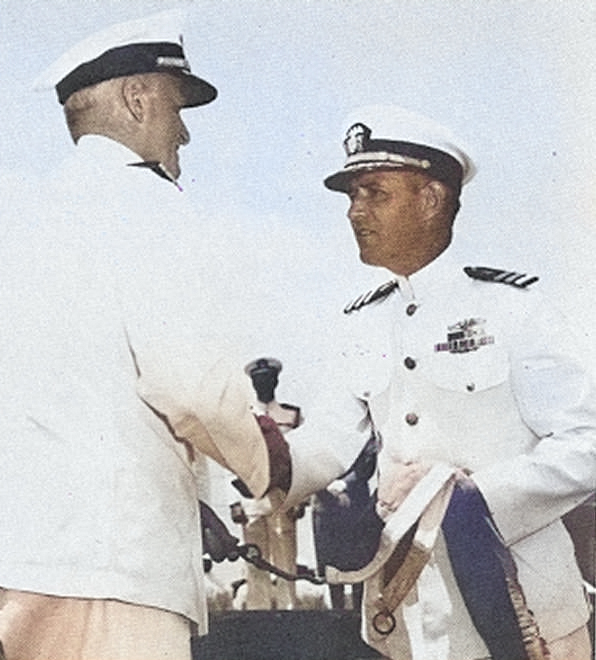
[268, 106, 596, 660]
[0, 11, 286, 660]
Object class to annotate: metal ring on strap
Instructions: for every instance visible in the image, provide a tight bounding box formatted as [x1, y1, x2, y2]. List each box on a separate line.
[372, 610, 397, 636]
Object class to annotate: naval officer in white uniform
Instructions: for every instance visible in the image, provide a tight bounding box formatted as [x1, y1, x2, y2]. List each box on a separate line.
[273, 106, 595, 660]
[0, 11, 284, 660]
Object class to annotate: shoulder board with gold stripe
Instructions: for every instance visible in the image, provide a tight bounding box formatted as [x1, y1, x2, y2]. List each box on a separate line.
[464, 266, 539, 289]
[343, 279, 399, 314]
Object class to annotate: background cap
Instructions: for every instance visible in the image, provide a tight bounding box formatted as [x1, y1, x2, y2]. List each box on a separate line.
[244, 357, 283, 376]
[33, 9, 217, 107]
[324, 105, 476, 193]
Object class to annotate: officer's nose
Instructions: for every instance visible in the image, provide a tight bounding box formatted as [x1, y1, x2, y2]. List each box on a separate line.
[179, 121, 190, 147]
[347, 190, 367, 221]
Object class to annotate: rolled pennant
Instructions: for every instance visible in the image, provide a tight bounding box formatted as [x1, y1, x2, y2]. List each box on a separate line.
[442, 485, 550, 660]
[137, 355, 270, 499]
[326, 463, 456, 584]
[326, 464, 456, 660]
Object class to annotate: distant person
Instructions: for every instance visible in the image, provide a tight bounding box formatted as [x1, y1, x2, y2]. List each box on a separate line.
[231, 358, 304, 609]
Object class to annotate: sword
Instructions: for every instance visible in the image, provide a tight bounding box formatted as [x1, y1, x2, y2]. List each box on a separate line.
[236, 543, 325, 585]
[199, 500, 324, 585]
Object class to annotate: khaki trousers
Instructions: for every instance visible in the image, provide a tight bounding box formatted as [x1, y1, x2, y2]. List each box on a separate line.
[243, 510, 297, 610]
[241, 488, 298, 611]
[0, 589, 192, 660]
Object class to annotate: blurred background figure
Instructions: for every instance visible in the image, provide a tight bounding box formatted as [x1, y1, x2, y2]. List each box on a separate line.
[230, 358, 305, 610]
[202, 558, 233, 614]
[311, 435, 377, 611]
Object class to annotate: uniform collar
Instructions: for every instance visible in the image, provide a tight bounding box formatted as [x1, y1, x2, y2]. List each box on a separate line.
[343, 239, 467, 315]
[395, 240, 463, 303]
[76, 135, 180, 187]
[77, 134, 141, 164]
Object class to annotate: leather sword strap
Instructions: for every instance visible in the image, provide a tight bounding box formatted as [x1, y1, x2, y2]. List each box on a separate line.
[372, 523, 432, 635]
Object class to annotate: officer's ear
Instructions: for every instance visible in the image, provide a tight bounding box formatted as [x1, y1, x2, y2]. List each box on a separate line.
[121, 76, 149, 123]
[419, 180, 448, 220]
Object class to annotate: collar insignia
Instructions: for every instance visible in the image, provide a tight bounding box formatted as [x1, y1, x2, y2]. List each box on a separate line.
[344, 279, 399, 314]
[435, 318, 494, 354]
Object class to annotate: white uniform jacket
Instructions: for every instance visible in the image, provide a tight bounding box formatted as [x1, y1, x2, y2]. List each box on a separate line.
[0, 137, 266, 631]
[285, 245, 595, 659]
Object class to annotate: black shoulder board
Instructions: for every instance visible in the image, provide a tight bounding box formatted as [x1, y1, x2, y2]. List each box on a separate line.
[280, 403, 301, 415]
[464, 266, 539, 289]
[343, 279, 399, 314]
[279, 403, 301, 429]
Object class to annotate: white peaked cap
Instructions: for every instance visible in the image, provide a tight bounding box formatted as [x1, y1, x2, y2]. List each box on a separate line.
[33, 9, 217, 107]
[324, 104, 476, 192]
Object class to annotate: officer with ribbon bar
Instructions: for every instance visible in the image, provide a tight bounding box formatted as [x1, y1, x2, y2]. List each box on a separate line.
[262, 105, 595, 660]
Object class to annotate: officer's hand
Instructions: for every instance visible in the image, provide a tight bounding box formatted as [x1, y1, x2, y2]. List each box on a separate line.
[326, 479, 350, 507]
[200, 500, 240, 563]
[336, 492, 351, 507]
[454, 467, 476, 491]
[326, 479, 347, 498]
[376, 460, 430, 519]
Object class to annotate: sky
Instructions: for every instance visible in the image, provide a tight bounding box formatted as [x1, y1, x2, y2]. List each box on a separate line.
[1, 0, 595, 400]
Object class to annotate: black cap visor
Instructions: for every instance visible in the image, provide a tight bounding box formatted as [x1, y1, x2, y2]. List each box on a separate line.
[167, 69, 217, 107]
